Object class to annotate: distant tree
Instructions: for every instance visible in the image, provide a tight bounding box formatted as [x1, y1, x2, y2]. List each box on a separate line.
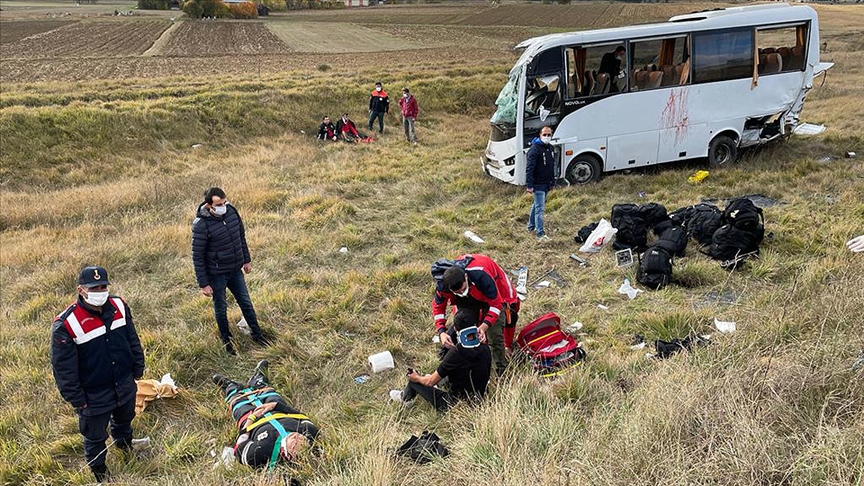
[260, 0, 286, 12]
[182, 0, 204, 16]
[138, 0, 169, 9]
[228, 1, 257, 17]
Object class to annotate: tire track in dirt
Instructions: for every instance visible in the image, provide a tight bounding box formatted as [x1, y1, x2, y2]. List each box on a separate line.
[142, 20, 182, 57]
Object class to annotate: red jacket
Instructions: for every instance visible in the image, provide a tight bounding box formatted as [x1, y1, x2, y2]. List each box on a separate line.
[398, 95, 418, 118]
[431, 254, 519, 347]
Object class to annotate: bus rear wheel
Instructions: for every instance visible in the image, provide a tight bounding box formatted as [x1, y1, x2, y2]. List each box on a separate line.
[708, 135, 738, 167]
[565, 155, 601, 185]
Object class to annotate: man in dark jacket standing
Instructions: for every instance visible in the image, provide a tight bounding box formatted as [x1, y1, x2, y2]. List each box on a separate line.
[368, 81, 389, 134]
[50, 266, 146, 482]
[192, 187, 268, 355]
[526, 126, 556, 240]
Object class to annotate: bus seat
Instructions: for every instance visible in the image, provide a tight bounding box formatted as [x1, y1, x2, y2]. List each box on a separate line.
[674, 63, 686, 84]
[582, 70, 595, 96]
[764, 53, 783, 74]
[593, 72, 610, 95]
[646, 71, 663, 89]
[632, 70, 646, 90]
[660, 65, 676, 86]
[777, 47, 791, 70]
[758, 54, 768, 74]
[789, 45, 805, 70]
[762, 47, 776, 54]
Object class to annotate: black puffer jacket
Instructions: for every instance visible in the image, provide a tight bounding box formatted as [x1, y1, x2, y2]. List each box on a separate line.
[192, 203, 250, 287]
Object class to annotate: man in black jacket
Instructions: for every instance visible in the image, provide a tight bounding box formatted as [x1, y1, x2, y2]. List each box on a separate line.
[526, 126, 556, 240]
[367, 81, 389, 134]
[599, 45, 626, 92]
[192, 187, 268, 354]
[317, 115, 337, 141]
[50, 266, 146, 482]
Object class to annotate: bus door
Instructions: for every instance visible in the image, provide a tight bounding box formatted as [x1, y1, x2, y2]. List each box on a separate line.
[523, 47, 565, 168]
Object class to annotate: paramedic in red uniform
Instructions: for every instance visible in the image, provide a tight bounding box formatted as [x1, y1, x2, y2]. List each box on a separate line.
[432, 254, 519, 375]
[50, 266, 145, 482]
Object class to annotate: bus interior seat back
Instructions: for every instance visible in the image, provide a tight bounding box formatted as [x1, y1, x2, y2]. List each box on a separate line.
[593, 72, 611, 95]
[582, 70, 595, 96]
[762, 47, 776, 54]
[660, 65, 676, 86]
[790, 45, 805, 70]
[777, 47, 791, 68]
[765, 53, 783, 74]
[758, 54, 768, 74]
[633, 70, 647, 90]
[647, 71, 663, 89]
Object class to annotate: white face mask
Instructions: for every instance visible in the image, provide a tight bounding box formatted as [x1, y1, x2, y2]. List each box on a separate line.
[212, 204, 228, 216]
[403, 93, 409, 98]
[84, 291, 109, 307]
[452, 282, 470, 298]
[541, 135, 552, 144]
[376, 87, 382, 92]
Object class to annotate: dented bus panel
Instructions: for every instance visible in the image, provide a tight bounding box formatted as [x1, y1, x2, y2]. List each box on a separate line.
[482, 4, 833, 185]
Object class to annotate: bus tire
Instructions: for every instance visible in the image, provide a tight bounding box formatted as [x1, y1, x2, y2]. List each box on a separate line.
[565, 155, 601, 185]
[708, 135, 737, 167]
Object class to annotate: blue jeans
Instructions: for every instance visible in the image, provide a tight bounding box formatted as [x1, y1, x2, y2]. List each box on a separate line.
[368, 111, 385, 133]
[527, 189, 547, 236]
[210, 268, 261, 343]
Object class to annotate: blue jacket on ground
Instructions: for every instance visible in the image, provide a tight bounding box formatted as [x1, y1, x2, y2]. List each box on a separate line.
[191, 202, 251, 288]
[525, 137, 556, 191]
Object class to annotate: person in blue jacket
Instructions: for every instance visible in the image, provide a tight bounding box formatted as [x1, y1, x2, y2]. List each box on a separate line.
[50, 266, 145, 482]
[525, 126, 556, 240]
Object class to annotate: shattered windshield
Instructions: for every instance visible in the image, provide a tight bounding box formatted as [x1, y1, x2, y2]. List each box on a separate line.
[490, 68, 521, 125]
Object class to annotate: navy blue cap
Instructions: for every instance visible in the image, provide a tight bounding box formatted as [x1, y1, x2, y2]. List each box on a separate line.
[78, 266, 110, 288]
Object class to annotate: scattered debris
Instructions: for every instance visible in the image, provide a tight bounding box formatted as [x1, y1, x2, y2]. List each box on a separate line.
[846, 151, 857, 159]
[339, 246, 349, 254]
[237, 317, 252, 335]
[191, 143, 203, 149]
[578, 218, 617, 253]
[597, 304, 609, 310]
[530, 269, 566, 288]
[793, 123, 826, 136]
[432, 334, 440, 344]
[534, 280, 551, 288]
[354, 374, 370, 385]
[825, 194, 841, 205]
[853, 351, 864, 370]
[617, 278, 643, 300]
[847, 235, 864, 253]
[515, 266, 528, 293]
[702, 290, 738, 305]
[218, 446, 235, 466]
[389, 390, 405, 402]
[566, 321, 583, 333]
[638, 191, 646, 198]
[688, 170, 710, 184]
[463, 230, 484, 244]
[714, 318, 737, 334]
[368, 351, 395, 373]
[516, 292, 526, 301]
[816, 155, 837, 164]
[630, 342, 647, 350]
[396, 431, 449, 464]
[135, 374, 179, 414]
[131, 437, 151, 452]
[569, 253, 588, 267]
[654, 335, 710, 359]
[615, 248, 634, 268]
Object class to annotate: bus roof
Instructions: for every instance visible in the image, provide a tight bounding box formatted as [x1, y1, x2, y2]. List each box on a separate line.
[513, 3, 817, 69]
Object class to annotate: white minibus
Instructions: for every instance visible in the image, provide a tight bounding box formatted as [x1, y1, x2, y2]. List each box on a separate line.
[482, 3, 834, 185]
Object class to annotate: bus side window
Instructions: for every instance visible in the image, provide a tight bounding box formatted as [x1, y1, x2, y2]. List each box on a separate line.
[756, 23, 808, 73]
[692, 28, 754, 84]
[525, 47, 564, 123]
[630, 36, 689, 90]
[575, 43, 627, 96]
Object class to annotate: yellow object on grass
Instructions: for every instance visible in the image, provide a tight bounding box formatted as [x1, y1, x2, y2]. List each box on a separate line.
[135, 373, 179, 413]
[688, 170, 710, 184]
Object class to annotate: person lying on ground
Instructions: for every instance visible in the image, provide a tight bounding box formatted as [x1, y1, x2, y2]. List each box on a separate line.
[213, 360, 319, 468]
[317, 115, 338, 141]
[432, 254, 519, 375]
[391, 314, 492, 412]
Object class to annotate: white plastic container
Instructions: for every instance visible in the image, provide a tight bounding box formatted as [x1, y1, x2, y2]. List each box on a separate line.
[368, 351, 395, 373]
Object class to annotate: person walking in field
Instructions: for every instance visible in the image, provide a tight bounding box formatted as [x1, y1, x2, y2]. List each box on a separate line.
[368, 81, 389, 134]
[192, 187, 270, 355]
[50, 266, 146, 482]
[398, 87, 419, 143]
[526, 125, 556, 241]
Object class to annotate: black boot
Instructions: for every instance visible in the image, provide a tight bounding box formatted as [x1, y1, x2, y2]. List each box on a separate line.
[91, 464, 109, 482]
[252, 334, 272, 347]
[223, 340, 236, 356]
[247, 360, 269, 388]
[212, 373, 232, 390]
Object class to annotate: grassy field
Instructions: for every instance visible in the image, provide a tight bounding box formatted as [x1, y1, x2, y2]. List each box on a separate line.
[1, 2, 863, 486]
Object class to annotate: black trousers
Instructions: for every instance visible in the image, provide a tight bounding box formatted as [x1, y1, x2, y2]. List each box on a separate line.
[402, 381, 453, 412]
[78, 397, 136, 469]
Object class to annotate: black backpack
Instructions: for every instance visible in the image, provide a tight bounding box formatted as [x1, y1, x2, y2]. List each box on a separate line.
[430, 257, 469, 282]
[574, 221, 599, 244]
[611, 203, 647, 251]
[686, 203, 723, 246]
[396, 431, 449, 464]
[656, 225, 688, 257]
[638, 203, 668, 228]
[636, 245, 673, 290]
[708, 223, 763, 262]
[723, 198, 764, 232]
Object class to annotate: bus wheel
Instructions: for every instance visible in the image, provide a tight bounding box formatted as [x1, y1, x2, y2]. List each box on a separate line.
[566, 155, 601, 185]
[708, 135, 738, 167]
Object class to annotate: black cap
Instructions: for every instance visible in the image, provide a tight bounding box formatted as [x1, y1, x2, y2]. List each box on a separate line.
[78, 266, 110, 288]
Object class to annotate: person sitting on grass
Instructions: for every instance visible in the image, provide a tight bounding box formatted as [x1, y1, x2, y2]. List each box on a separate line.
[317, 115, 338, 141]
[213, 360, 319, 468]
[335, 113, 368, 143]
[390, 313, 492, 412]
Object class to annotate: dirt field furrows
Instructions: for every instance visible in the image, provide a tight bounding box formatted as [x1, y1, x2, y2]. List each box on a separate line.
[0, 19, 171, 59]
[0, 20, 75, 45]
[153, 21, 290, 57]
[365, 24, 548, 51]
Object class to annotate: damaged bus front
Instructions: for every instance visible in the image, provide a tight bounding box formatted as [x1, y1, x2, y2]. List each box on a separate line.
[482, 4, 834, 186]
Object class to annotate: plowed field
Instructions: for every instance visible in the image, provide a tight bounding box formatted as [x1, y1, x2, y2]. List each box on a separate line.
[0, 19, 170, 59]
[153, 21, 289, 57]
[0, 20, 74, 45]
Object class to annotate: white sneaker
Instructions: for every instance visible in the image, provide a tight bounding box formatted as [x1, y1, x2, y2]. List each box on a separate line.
[538, 234, 551, 242]
[389, 390, 404, 402]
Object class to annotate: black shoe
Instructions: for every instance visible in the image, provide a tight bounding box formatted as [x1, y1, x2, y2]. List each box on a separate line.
[91, 464, 109, 482]
[223, 341, 236, 356]
[254, 359, 269, 377]
[212, 373, 231, 389]
[252, 334, 271, 347]
[247, 360, 269, 388]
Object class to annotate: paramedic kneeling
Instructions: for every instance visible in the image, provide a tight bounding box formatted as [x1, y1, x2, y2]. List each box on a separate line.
[392, 316, 492, 412]
[213, 360, 319, 468]
[50, 266, 145, 482]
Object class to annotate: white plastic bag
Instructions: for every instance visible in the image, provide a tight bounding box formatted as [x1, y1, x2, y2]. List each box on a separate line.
[579, 218, 617, 253]
[617, 278, 643, 300]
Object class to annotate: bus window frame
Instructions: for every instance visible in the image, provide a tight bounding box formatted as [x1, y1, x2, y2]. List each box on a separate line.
[690, 26, 757, 85]
[564, 40, 628, 101]
[626, 34, 690, 92]
[755, 20, 811, 76]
